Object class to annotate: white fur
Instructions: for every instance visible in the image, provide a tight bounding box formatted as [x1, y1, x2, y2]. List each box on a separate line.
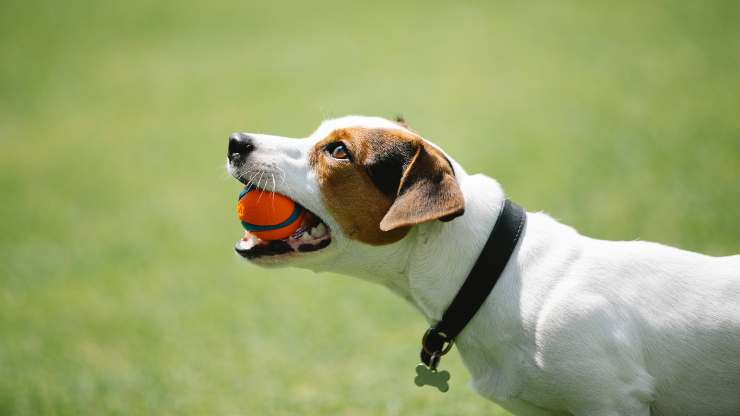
[228, 116, 740, 416]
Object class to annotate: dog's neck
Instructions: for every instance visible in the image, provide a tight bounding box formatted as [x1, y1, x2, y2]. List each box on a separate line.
[405, 173, 506, 321]
[314, 172, 506, 322]
[310, 230, 418, 302]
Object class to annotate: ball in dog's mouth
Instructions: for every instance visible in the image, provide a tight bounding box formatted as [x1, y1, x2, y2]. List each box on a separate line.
[235, 209, 332, 259]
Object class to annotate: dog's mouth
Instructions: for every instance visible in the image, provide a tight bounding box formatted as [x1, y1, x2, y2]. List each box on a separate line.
[234, 203, 332, 260]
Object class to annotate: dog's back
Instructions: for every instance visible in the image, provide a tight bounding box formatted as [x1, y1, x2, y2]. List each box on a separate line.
[639, 252, 740, 416]
[485, 210, 740, 415]
[536, 233, 740, 415]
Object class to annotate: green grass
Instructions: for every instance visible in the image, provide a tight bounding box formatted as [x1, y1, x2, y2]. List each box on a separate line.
[1, 1, 739, 414]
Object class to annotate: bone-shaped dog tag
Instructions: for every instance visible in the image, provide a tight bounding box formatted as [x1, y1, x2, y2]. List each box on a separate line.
[414, 363, 450, 392]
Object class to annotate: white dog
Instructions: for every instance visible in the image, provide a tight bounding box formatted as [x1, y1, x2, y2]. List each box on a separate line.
[226, 116, 740, 416]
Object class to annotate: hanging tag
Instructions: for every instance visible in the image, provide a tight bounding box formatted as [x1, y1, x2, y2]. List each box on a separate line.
[414, 363, 450, 392]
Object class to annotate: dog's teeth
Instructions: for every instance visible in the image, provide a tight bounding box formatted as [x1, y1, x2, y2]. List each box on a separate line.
[237, 238, 257, 250]
[310, 223, 327, 238]
[300, 232, 312, 241]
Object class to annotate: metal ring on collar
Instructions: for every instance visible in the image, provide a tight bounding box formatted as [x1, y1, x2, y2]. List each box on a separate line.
[421, 328, 455, 356]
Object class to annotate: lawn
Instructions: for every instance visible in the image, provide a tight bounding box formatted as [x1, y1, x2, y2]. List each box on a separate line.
[1, 1, 739, 414]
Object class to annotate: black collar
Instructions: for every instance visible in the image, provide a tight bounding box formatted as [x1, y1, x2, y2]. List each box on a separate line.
[419, 199, 526, 369]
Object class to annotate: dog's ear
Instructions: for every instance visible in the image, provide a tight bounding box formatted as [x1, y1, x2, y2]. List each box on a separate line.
[379, 141, 465, 231]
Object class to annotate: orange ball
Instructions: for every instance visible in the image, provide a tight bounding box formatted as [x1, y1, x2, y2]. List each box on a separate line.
[237, 187, 305, 241]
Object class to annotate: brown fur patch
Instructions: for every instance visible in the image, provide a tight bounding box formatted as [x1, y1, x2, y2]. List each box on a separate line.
[309, 127, 464, 246]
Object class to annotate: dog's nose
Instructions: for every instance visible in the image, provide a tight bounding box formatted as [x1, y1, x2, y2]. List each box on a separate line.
[228, 132, 255, 162]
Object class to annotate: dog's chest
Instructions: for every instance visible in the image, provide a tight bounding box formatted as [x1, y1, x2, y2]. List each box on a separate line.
[453, 305, 567, 413]
[444, 257, 575, 412]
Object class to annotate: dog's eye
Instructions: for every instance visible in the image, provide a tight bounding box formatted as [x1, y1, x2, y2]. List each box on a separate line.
[327, 142, 350, 160]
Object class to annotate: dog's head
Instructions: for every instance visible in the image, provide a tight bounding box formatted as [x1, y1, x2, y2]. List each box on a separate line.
[226, 116, 465, 268]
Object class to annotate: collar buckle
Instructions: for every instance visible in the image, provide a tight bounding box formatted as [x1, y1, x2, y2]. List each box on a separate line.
[421, 328, 454, 356]
[421, 328, 454, 370]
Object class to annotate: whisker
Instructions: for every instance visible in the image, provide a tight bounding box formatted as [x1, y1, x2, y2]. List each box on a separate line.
[274, 166, 290, 192]
[271, 173, 277, 202]
[256, 172, 266, 202]
[270, 173, 276, 208]
[246, 170, 259, 188]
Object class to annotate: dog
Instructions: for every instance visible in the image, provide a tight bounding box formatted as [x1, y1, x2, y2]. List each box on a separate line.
[226, 115, 740, 416]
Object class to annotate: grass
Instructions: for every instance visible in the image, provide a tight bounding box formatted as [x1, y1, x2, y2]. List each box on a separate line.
[1, 0, 739, 414]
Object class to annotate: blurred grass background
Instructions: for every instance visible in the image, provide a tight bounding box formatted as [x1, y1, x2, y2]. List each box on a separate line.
[1, 0, 739, 414]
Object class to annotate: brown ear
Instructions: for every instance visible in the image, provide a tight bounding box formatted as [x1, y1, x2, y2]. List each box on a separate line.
[379, 142, 465, 231]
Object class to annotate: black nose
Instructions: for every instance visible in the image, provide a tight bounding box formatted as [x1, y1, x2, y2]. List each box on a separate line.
[228, 132, 255, 162]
